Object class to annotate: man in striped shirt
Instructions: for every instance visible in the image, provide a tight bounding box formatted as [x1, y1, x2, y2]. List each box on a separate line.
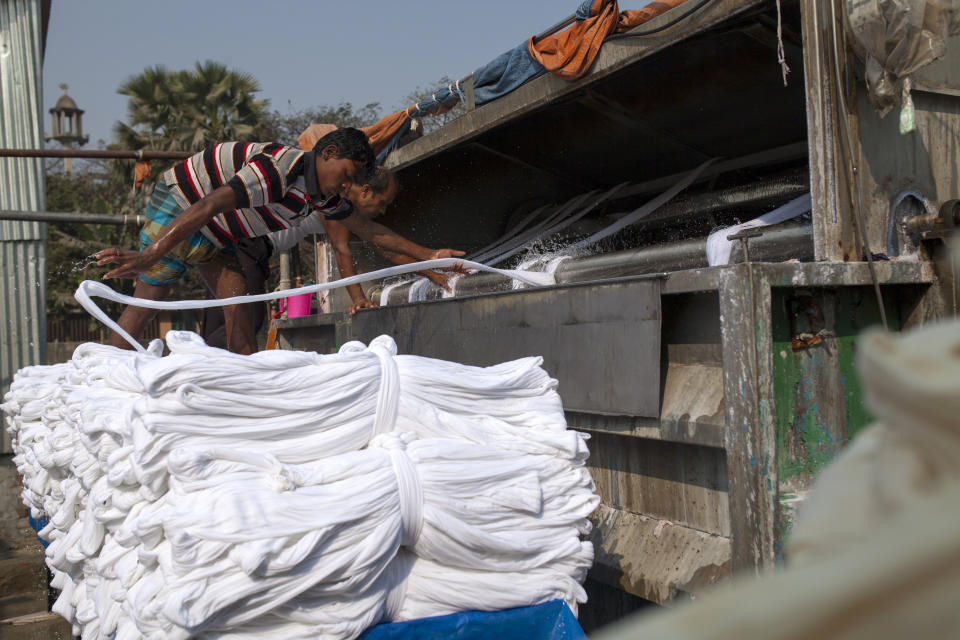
[96, 128, 464, 354]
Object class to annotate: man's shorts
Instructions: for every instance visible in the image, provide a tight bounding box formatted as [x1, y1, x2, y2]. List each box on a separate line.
[139, 181, 243, 286]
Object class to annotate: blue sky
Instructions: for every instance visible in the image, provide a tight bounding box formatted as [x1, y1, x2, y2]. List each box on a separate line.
[42, 1, 620, 147]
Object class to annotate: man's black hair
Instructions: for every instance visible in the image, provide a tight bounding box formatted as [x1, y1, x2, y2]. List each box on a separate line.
[366, 167, 396, 195]
[312, 127, 375, 182]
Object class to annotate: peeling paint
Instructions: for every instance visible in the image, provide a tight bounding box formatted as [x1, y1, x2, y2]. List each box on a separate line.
[771, 289, 894, 492]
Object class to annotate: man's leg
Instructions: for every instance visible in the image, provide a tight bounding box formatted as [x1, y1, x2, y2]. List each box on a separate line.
[235, 237, 272, 332]
[197, 261, 257, 355]
[108, 280, 172, 349]
[109, 180, 187, 349]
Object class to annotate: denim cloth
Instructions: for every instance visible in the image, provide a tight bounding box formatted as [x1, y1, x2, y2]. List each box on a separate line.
[576, 0, 598, 20]
[472, 42, 546, 107]
[376, 83, 466, 163]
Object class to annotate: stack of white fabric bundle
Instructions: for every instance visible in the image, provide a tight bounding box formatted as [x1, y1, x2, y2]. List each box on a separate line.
[2, 332, 597, 640]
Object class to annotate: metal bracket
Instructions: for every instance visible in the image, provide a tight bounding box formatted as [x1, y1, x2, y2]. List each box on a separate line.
[727, 229, 764, 262]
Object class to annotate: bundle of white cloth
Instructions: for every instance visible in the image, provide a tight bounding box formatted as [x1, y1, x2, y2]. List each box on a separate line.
[2, 332, 598, 640]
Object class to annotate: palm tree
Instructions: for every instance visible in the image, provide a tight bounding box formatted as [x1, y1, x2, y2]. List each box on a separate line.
[112, 65, 187, 152]
[112, 61, 267, 153]
[178, 61, 266, 149]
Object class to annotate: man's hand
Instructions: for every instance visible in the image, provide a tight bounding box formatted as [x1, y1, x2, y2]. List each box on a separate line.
[96, 247, 159, 279]
[348, 298, 378, 315]
[423, 270, 455, 292]
[427, 249, 469, 274]
[428, 249, 466, 261]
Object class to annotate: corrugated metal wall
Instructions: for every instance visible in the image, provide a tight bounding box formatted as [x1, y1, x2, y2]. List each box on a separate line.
[0, 0, 47, 454]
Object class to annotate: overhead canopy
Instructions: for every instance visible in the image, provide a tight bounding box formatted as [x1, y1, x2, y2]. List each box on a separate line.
[299, 0, 694, 162]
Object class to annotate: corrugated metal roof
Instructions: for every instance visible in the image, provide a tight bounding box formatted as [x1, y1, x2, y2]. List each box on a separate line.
[0, 0, 48, 454]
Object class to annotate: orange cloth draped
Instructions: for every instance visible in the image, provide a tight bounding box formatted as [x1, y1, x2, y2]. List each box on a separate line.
[297, 110, 408, 156]
[527, 0, 619, 81]
[298, 116, 407, 156]
[529, 0, 690, 82]
[298, 99, 459, 156]
[617, 0, 691, 31]
[360, 110, 410, 156]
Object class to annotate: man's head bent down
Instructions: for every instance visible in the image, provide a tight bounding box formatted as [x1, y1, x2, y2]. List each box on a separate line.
[349, 167, 398, 219]
[312, 128, 376, 199]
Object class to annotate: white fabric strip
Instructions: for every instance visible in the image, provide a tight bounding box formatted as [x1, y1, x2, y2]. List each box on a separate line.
[705, 192, 811, 266]
[373, 433, 424, 548]
[357, 336, 400, 437]
[75, 259, 555, 352]
[379, 280, 407, 307]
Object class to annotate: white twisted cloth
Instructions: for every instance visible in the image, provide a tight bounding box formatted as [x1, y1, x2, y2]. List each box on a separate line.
[2, 333, 597, 640]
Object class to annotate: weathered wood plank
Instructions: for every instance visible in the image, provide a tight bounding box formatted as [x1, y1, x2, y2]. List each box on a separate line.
[800, 0, 853, 261]
[719, 264, 778, 573]
[586, 431, 730, 536]
[589, 504, 731, 605]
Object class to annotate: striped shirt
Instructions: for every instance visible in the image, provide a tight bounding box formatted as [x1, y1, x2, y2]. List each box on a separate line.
[163, 142, 352, 248]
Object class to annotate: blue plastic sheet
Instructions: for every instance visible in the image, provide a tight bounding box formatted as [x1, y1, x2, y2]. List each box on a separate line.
[28, 515, 49, 547]
[359, 600, 586, 640]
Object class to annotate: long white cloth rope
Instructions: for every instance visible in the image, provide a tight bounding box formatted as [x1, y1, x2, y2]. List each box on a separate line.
[75, 259, 555, 352]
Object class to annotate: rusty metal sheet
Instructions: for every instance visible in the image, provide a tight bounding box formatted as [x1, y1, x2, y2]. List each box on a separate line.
[348, 279, 662, 417]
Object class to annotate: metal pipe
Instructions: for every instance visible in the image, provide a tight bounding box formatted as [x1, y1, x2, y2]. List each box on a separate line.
[371, 222, 813, 304]
[904, 214, 945, 235]
[556, 221, 812, 282]
[278, 251, 292, 292]
[0, 209, 142, 225]
[532, 13, 577, 43]
[0, 148, 193, 160]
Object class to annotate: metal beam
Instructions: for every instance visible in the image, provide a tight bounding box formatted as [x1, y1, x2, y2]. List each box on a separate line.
[0, 210, 141, 225]
[532, 12, 578, 44]
[0, 148, 192, 160]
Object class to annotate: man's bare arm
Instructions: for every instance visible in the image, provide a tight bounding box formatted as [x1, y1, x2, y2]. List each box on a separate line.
[322, 219, 375, 312]
[336, 218, 467, 292]
[369, 245, 458, 292]
[336, 213, 463, 262]
[96, 185, 238, 279]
